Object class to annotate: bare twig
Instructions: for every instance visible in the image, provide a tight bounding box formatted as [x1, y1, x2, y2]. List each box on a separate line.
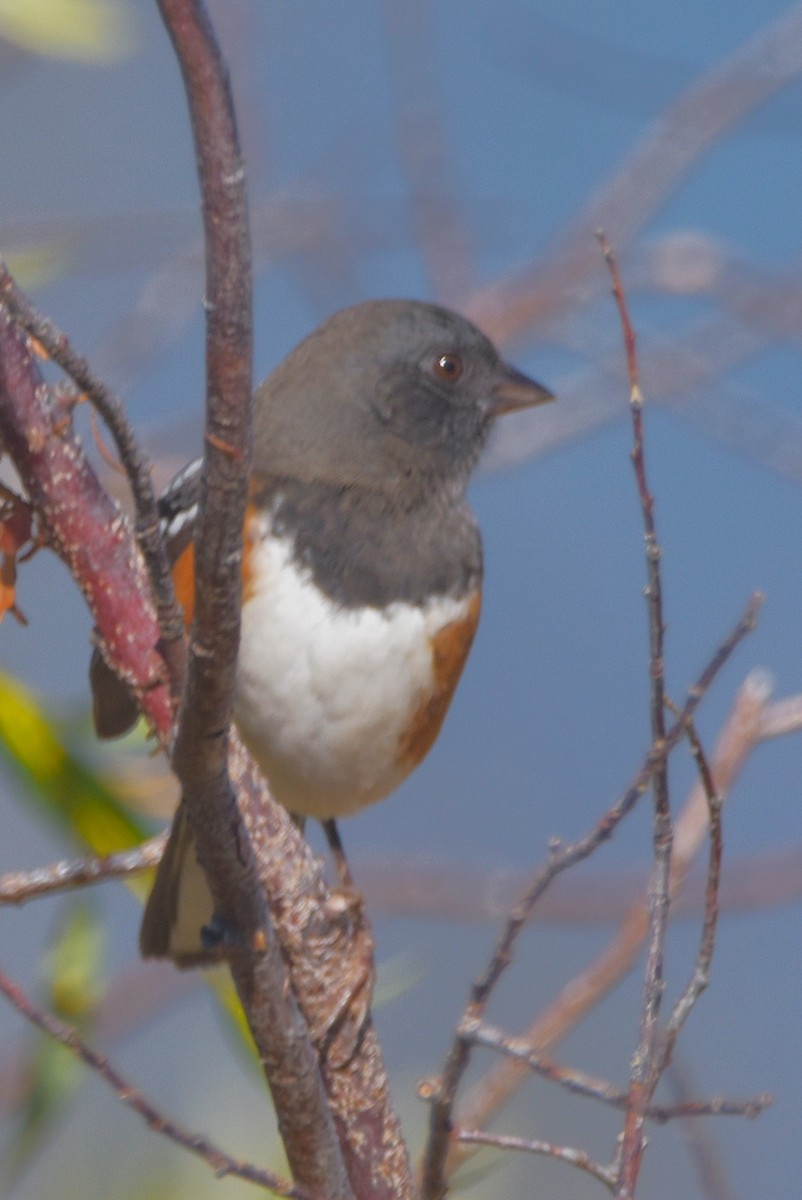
[456, 1128, 617, 1190]
[600, 233, 673, 1196]
[0, 836, 166, 905]
[419, 593, 760, 1199]
[659, 714, 723, 1070]
[447, 669, 766, 1180]
[465, 1021, 768, 1122]
[0, 964, 308, 1199]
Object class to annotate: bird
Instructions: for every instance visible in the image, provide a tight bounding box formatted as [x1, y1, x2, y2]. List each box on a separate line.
[90, 299, 553, 963]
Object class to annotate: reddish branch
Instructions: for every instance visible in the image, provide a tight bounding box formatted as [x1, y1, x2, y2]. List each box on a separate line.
[0, 260, 185, 693]
[0, 314, 173, 737]
[0, 2, 412, 1195]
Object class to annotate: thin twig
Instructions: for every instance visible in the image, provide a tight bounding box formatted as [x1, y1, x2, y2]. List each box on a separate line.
[599, 232, 673, 1197]
[456, 1128, 617, 1191]
[0, 836, 166, 905]
[419, 593, 760, 1199]
[465, 1021, 768, 1122]
[660, 714, 723, 1069]
[0, 964, 308, 1198]
[446, 668, 767, 1183]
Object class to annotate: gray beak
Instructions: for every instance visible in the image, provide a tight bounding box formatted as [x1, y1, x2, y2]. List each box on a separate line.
[489, 362, 554, 417]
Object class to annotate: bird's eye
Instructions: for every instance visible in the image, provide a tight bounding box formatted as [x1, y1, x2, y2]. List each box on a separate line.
[433, 353, 463, 383]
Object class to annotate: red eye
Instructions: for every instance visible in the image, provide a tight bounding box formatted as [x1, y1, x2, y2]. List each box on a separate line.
[433, 353, 463, 383]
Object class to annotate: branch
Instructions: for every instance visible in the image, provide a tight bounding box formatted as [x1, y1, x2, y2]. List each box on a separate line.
[0, 261, 185, 693]
[0, 964, 307, 1199]
[154, 4, 354, 1198]
[456, 1129, 616, 1191]
[0, 9, 411, 1192]
[600, 234, 672, 1197]
[154, 6, 413, 1197]
[0, 314, 173, 737]
[0, 836, 166, 905]
[224, 738, 413, 1200]
[446, 668, 767, 1177]
[658, 714, 722, 1071]
[419, 595, 760, 1198]
[465, 1021, 768, 1123]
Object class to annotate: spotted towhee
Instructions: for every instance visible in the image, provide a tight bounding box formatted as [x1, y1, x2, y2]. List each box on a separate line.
[91, 299, 553, 962]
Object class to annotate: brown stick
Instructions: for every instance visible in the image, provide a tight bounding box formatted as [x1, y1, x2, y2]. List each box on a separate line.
[154, 3, 355, 1197]
[0, 964, 308, 1199]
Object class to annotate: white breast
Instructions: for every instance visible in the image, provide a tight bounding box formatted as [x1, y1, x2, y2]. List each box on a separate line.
[234, 511, 470, 819]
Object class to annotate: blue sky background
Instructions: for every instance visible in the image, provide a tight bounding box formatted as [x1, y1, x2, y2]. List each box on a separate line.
[2, 2, 802, 1197]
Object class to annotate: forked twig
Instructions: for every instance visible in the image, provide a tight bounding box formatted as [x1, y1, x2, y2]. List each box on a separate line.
[421, 230, 764, 1195]
[447, 668, 766, 1180]
[419, 590, 759, 1199]
[465, 1020, 768, 1124]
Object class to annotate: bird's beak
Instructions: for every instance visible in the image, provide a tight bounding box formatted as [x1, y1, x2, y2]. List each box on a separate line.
[489, 363, 555, 416]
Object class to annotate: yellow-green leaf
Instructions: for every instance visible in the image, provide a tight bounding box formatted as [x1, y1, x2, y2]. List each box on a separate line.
[0, 0, 136, 62]
[44, 901, 106, 1019]
[0, 670, 150, 856]
[5, 242, 72, 291]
